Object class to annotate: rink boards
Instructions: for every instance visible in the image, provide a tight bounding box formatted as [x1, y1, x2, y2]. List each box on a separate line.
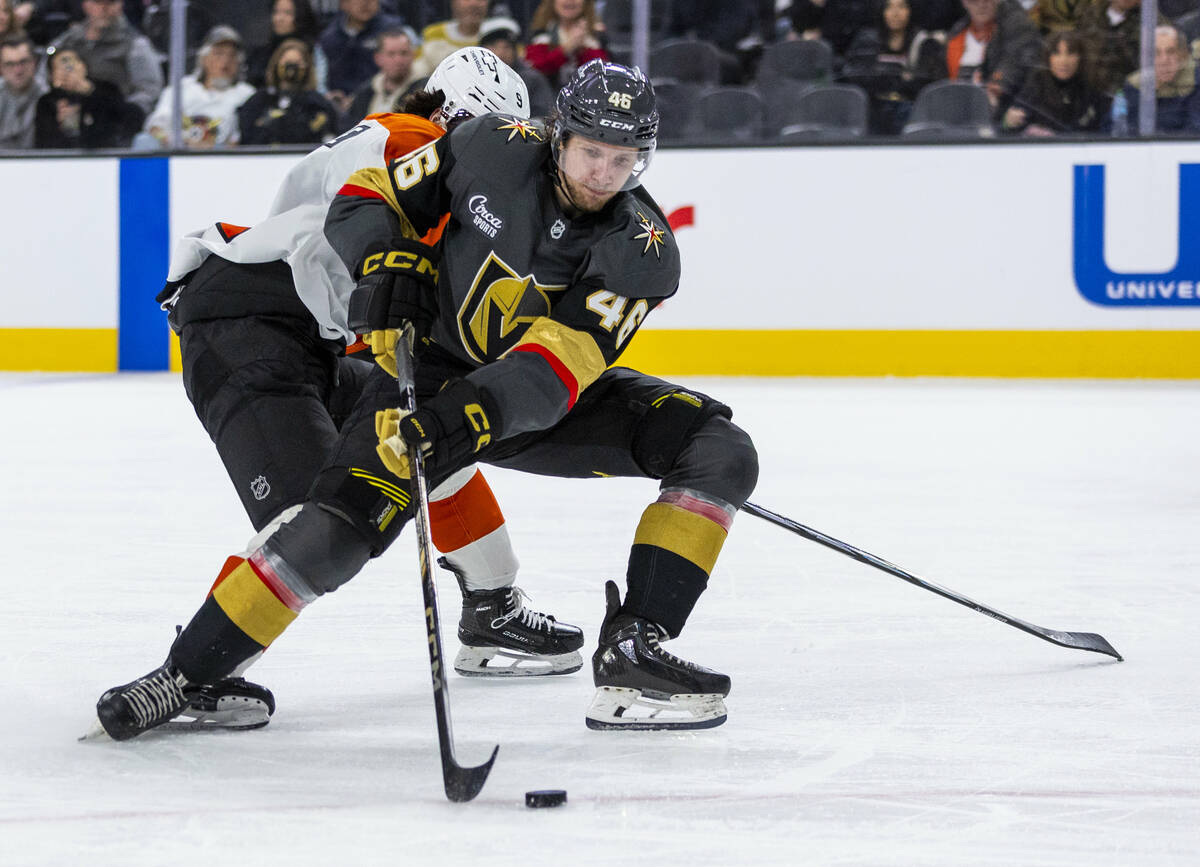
[2, 139, 1199, 376]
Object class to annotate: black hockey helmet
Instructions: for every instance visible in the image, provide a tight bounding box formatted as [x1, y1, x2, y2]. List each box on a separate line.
[551, 59, 658, 191]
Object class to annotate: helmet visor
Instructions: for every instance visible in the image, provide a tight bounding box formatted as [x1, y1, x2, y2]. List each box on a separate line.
[558, 135, 656, 194]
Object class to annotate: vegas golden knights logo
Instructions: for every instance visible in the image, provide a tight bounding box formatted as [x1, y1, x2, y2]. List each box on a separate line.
[457, 252, 567, 362]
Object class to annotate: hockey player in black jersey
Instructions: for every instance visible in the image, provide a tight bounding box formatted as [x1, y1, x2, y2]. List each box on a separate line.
[92, 59, 757, 739]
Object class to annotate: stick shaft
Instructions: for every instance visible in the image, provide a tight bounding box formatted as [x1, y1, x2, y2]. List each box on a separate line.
[395, 334, 498, 800]
[741, 501, 1121, 660]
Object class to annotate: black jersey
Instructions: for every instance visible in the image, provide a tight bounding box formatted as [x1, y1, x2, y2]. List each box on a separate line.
[325, 112, 681, 441]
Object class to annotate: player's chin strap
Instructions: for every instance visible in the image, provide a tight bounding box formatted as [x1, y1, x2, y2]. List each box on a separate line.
[550, 167, 584, 217]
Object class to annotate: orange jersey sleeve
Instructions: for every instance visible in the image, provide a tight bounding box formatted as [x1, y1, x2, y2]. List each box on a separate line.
[365, 112, 446, 166]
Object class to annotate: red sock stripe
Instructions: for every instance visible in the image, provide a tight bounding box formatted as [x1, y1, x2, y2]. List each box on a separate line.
[511, 343, 579, 409]
[248, 550, 307, 613]
[657, 489, 735, 531]
[207, 555, 245, 597]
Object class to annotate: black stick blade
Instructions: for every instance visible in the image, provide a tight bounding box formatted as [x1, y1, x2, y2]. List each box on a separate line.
[1044, 630, 1123, 661]
[444, 744, 500, 802]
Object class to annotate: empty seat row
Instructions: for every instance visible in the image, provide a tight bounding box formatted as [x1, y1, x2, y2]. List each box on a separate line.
[654, 81, 868, 142]
[652, 79, 996, 142]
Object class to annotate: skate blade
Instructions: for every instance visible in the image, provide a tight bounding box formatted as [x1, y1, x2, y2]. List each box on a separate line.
[78, 716, 111, 742]
[454, 646, 582, 678]
[585, 686, 728, 731]
[172, 703, 272, 731]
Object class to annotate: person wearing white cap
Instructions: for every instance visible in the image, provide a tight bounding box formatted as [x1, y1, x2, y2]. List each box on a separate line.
[137, 25, 257, 149]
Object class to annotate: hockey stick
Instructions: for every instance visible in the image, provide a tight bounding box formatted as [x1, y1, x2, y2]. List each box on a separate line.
[395, 328, 499, 801]
[740, 501, 1122, 661]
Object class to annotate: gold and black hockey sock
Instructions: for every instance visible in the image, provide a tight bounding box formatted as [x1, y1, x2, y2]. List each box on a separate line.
[173, 552, 312, 683]
[623, 489, 735, 637]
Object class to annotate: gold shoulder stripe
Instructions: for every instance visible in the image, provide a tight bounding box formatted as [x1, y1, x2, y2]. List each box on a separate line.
[515, 317, 608, 394]
[342, 167, 420, 240]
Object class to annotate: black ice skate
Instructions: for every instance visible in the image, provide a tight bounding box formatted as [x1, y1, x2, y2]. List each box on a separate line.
[85, 659, 275, 741]
[586, 580, 730, 731]
[442, 558, 584, 677]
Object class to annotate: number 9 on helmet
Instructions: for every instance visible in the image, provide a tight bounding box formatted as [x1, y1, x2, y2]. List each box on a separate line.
[551, 59, 659, 192]
[427, 46, 531, 125]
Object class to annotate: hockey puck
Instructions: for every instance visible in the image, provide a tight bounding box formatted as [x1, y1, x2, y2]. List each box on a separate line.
[525, 789, 567, 808]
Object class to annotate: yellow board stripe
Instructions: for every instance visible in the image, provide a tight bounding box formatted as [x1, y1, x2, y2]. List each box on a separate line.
[633, 502, 728, 575]
[0, 329, 118, 371]
[6, 328, 1200, 378]
[617, 330, 1200, 379]
[212, 560, 299, 647]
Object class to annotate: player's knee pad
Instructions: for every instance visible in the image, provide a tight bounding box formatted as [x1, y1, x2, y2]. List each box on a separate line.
[632, 388, 734, 480]
[311, 463, 414, 557]
[662, 415, 759, 508]
[263, 503, 374, 595]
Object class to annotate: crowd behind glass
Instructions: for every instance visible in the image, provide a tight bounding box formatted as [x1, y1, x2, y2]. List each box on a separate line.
[2, 0, 1199, 152]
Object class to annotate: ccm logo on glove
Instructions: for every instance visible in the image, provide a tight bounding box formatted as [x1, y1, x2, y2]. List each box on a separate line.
[361, 249, 438, 280]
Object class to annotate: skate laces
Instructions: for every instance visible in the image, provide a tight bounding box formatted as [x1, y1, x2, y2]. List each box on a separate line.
[491, 586, 552, 632]
[646, 624, 699, 671]
[123, 668, 188, 727]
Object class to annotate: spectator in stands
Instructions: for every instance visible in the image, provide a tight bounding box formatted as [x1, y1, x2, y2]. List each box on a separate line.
[787, 0, 873, 58]
[1118, 24, 1200, 133]
[946, 0, 1040, 117]
[34, 43, 140, 146]
[137, 25, 255, 149]
[525, 0, 607, 88]
[478, 15, 554, 115]
[344, 24, 418, 124]
[1079, 0, 1168, 97]
[1028, 0, 1090, 34]
[319, 0, 406, 114]
[50, 0, 161, 116]
[238, 37, 338, 143]
[844, 0, 948, 134]
[1002, 29, 1105, 134]
[248, 0, 329, 91]
[0, 34, 45, 148]
[0, 0, 29, 40]
[412, 0, 490, 79]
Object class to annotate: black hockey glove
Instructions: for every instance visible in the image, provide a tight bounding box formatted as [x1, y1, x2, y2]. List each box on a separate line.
[346, 239, 439, 377]
[375, 379, 496, 479]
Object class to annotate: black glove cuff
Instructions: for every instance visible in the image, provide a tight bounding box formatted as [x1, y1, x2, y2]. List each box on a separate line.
[401, 379, 501, 461]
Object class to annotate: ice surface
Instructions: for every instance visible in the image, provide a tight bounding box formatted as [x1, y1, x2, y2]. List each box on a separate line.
[1, 373, 1196, 866]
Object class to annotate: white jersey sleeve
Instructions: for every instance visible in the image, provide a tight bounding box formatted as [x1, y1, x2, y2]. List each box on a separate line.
[165, 117, 437, 344]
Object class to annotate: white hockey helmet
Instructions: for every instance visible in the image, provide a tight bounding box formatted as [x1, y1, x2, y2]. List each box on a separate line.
[427, 46, 530, 124]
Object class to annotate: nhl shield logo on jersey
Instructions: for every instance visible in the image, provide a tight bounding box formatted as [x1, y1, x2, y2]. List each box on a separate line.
[495, 117, 543, 142]
[632, 211, 666, 259]
[250, 475, 271, 501]
[457, 252, 567, 362]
